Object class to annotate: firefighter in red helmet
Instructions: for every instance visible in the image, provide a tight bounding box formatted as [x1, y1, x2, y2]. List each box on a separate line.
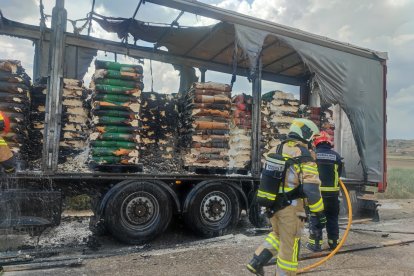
[306, 131, 343, 251]
[0, 111, 15, 173]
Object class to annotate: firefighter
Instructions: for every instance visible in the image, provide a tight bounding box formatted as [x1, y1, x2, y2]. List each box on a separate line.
[0, 111, 15, 173]
[306, 131, 343, 252]
[247, 118, 325, 276]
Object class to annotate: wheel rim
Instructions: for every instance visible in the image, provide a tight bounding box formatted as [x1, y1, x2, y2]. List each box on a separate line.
[120, 192, 159, 231]
[200, 191, 231, 225]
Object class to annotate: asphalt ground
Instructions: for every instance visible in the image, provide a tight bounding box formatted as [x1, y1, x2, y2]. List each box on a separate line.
[1, 199, 414, 276]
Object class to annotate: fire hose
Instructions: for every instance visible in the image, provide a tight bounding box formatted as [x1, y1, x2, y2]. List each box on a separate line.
[298, 179, 352, 273]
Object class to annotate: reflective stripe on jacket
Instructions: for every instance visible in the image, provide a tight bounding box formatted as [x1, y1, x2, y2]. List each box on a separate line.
[315, 144, 343, 193]
[280, 140, 323, 212]
[280, 140, 320, 190]
[0, 136, 13, 162]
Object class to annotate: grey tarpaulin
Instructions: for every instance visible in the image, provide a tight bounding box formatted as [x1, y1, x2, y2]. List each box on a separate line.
[34, 41, 96, 80]
[235, 24, 385, 182]
[64, 46, 97, 80]
[234, 25, 268, 76]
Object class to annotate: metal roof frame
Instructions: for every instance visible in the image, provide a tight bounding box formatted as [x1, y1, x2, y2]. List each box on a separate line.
[145, 0, 386, 61]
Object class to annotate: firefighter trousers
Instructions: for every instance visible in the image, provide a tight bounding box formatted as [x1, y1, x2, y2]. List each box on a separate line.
[255, 201, 305, 276]
[309, 194, 340, 243]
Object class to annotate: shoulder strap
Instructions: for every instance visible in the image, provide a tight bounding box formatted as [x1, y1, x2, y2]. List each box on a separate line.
[276, 138, 296, 154]
[296, 145, 314, 163]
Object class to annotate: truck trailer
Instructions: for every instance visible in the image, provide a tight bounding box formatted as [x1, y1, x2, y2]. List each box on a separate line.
[0, 0, 387, 244]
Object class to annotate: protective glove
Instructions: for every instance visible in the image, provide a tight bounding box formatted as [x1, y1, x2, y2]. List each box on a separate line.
[262, 207, 275, 218]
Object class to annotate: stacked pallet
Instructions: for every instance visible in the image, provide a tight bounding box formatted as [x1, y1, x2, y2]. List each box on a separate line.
[0, 60, 31, 168]
[261, 90, 300, 153]
[140, 92, 180, 172]
[182, 82, 232, 170]
[28, 81, 46, 161]
[299, 105, 335, 139]
[89, 60, 143, 170]
[229, 93, 252, 170]
[28, 78, 91, 168]
[59, 79, 91, 163]
[320, 106, 335, 137]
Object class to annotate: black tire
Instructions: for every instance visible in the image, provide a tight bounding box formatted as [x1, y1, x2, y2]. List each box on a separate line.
[184, 183, 240, 238]
[248, 191, 270, 228]
[104, 181, 173, 244]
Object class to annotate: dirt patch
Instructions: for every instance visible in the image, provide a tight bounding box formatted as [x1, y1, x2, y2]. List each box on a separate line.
[387, 156, 414, 168]
[0, 216, 91, 251]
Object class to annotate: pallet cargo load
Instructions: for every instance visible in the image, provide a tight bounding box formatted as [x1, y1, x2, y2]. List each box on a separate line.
[28, 81, 46, 162]
[298, 104, 336, 142]
[60, 80, 90, 155]
[0, 60, 31, 169]
[261, 90, 300, 157]
[181, 82, 232, 172]
[140, 92, 180, 173]
[229, 93, 252, 172]
[28, 78, 91, 170]
[89, 60, 143, 171]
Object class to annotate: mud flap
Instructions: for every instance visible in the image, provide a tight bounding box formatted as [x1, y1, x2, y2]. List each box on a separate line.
[339, 190, 379, 221]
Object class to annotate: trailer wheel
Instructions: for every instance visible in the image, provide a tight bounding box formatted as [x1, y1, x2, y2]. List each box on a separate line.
[184, 183, 240, 238]
[104, 181, 172, 244]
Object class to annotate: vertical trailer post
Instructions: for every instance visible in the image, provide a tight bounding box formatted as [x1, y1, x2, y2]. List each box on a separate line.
[251, 61, 262, 178]
[300, 80, 310, 105]
[200, 68, 207, 83]
[42, 0, 67, 172]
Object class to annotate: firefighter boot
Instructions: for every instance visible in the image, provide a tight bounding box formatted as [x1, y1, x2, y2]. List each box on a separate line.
[246, 249, 273, 276]
[306, 238, 322, 252]
[328, 239, 338, 250]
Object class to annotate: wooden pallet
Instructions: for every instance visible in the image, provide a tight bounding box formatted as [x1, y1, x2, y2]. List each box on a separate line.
[227, 168, 250, 175]
[91, 163, 143, 173]
[184, 166, 228, 175]
[184, 166, 250, 175]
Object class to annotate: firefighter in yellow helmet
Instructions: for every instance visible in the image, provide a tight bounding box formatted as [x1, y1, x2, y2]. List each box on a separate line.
[0, 111, 15, 173]
[247, 118, 325, 276]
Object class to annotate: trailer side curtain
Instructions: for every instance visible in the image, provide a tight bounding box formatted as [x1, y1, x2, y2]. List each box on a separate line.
[235, 24, 385, 182]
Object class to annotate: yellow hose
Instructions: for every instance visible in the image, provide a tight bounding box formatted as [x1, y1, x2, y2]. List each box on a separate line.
[297, 179, 353, 274]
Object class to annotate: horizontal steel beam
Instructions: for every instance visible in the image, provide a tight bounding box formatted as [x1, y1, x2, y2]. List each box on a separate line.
[146, 0, 385, 60]
[0, 20, 304, 85]
[0, 20, 49, 40]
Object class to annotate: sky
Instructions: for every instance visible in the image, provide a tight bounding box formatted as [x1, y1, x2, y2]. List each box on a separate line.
[0, 0, 413, 139]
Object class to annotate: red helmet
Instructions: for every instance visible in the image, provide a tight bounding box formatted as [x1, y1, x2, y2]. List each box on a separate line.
[313, 131, 333, 147]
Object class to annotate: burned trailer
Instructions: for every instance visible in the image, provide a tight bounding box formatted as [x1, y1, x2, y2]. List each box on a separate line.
[0, 0, 387, 244]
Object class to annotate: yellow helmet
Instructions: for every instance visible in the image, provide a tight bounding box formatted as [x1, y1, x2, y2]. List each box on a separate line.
[289, 118, 320, 142]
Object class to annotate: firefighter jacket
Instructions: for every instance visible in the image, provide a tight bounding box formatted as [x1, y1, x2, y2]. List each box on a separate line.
[0, 112, 5, 133]
[0, 111, 13, 163]
[280, 140, 324, 214]
[315, 144, 343, 195]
